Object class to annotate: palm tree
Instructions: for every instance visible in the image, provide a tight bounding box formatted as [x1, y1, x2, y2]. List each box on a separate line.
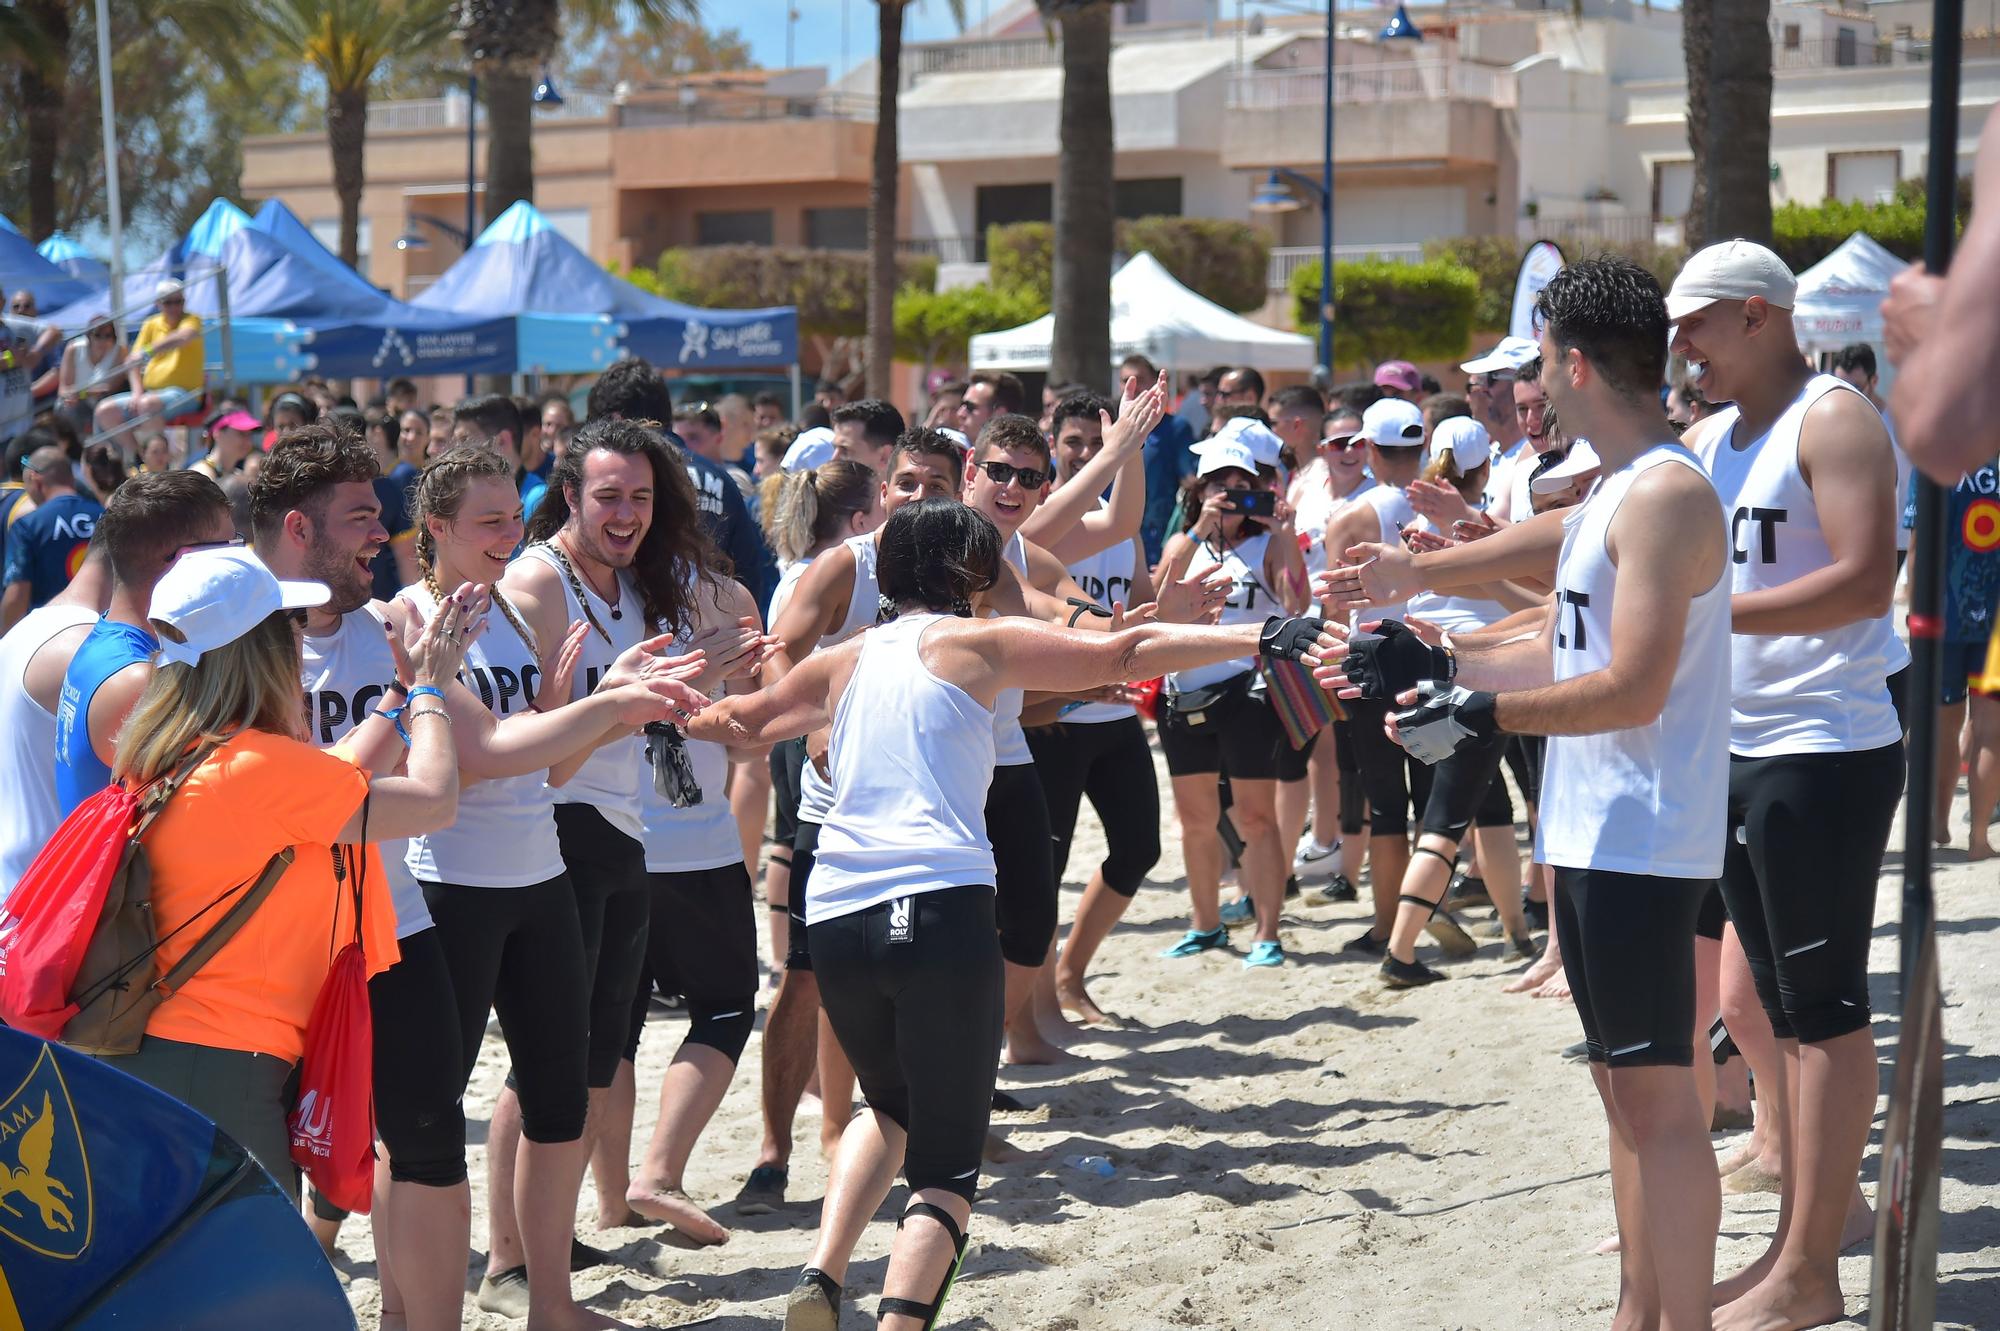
[5, 0, 69, 242]
[1040, 1, 1115, 391]
[246, 0, 456, 266]
[454, 0, 698, 228]
[1681, 0, 1773, 249]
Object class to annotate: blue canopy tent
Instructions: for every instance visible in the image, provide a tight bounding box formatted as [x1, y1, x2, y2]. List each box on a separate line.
[0, 221, 99, 311]
[413, 201, 796, 372]
[35, 232, 111, 288]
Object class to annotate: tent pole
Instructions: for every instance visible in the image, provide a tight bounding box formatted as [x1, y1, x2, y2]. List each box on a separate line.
[217, 264, 235, 393]
[790, 362, 802, 419]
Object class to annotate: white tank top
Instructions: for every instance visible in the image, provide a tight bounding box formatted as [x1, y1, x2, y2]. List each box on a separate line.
[807, 613, 997, 924]
[1352, 485, 1417, 621]
[796, 533, 883, 825]
[768, 558, 812, 631]
[299, 605, 430, 938]
[1536, 445, 1730, 879]
[514, 543, 647, 839]
[1170, 531, 1274, 692]
[639, 728, 739, 873]
[0, 604, 98, 901]
[1406, 514, 1508, 635]
[1063, 535, 1140, 724]
[1692, 375, 1907, 757]
[401, 583, 567, 888]
[992, 533, 1032, 765]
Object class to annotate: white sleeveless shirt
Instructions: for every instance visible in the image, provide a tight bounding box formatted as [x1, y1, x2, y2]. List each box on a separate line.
[401, 583, 567, 888]
[1406, 514, 1508, 635]
[300, 605, 430, 938]
[807, 613, 997, 924]
[640, 729, 739, 873]
[796, 533, 883, 825]
[1063, 535, 1141, 724]
[1692, 375, 1907, 758]
[1536, 444, 1730, 879]
[1170, 530, 1274, 692]
[513, 543, 647, 839]
[0, 604, 99, 901]
[1351, 485, 1417, 622]
[992, 532, 1033, 765]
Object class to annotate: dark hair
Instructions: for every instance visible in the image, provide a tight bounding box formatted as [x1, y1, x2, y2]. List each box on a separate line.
[974, 413, 1051, 465]
[764, 459, 878, 563]
[814, 378, 845, 397]
[1832, 342, 1877, 379]
[1419, 373, 1442, 396]
[1198, 366, 1226, 388]
[81, 443, 127, 498]
[672, 402, 723, 434]
[831, 398, 906, 450]
[329, 405, 366, 439]
[877, 497, 1001, 618]
[1222, 366, 1267, 400]
[1516, 355, 1543, 386]
[1532, 257, 1668, 405]
[585, 357, 673, 425]
[1119, 353, 1160, 380]
[1675, 376, 1711, 412]
[1050, 391, 1113, 438]
[525, 416, 723, 637]
[409, 447, 540, 649]
[99, 470, 231, 585]
[1323, 405, 1363, 432]
[45, 414, 82, 461]
[1421, 392, 1471, 426]
[968, 371, 1026, 416]
[891, 427, 967, 491]
[6, 427, 56, 479]
[1271, 384, 1326, 418]
[1335, 381, 1384, 413]
[386, 377, 418, 398]
[251, 423, 381, 541]
[454, 393, 524, 449]
[799, 401, 832, 430]
[366, 409, 401, 453]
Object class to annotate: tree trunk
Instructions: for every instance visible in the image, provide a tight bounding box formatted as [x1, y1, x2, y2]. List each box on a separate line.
[326, 84, 369, 267]
[482, 62, 536, 226]
[20, 0, 70, 243]
[865, 2, 903, 400]
[1050, 5, 1114, 392]
[1682, 0, 1772, 250]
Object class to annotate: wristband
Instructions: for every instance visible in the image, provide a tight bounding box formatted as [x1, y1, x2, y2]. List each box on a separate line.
[380, 702, 413, 746]
[1066, 597, 1113, 628]
[407, 684, 446, 706]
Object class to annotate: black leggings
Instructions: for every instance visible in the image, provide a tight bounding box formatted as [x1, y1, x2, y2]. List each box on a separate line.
[785, 820, 820, 973]
[624, 863, 760, 1064]
[423, 874, 590, 1143]
[1332, 715, 1367, 838]
[369, 927, 468, 1187]
[1554, 867, 1708, 1067]
[1420, 728, 1513, 841]
[556, 804, 653, 1088]
[987, 762, 1058, 966]
[1345, 697, 1435, 838]
[1504, 735, 1544, 810]
[1025, 716, 1161, 897]
[808, 885, 1003, 1202]
[1717, 742, 1904, 1044]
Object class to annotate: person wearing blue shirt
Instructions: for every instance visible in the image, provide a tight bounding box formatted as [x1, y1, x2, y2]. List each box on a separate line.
[2, 446, 101, 630]
[1123, 355, 1199, 566]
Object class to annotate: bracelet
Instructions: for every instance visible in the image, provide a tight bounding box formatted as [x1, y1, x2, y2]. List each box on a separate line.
[407, 706, 452, 726]
[383, 681, 409, 700]
[407, 684, 445, 706]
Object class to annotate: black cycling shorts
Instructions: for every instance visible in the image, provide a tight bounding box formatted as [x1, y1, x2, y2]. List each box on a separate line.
[786, 820, 821, 973]
[1419, 727, 1512, 841]
[1025, 715, 1161, 897]
[1694, 883, 1728, 941]
[771, 735, 808, 852]
[369, 926, 468, 1187]
[1717, 742, 1903, 1044]
[1157, 673, 1289, 781]
[1553, 867, 1709, 1068]
[988, 761, 1058, 967]
[556, 803, 653, 1088]
[808, 885, 1003, 1203]
[1344, 696, 1434, 839]
[626, 862, 761, 1064]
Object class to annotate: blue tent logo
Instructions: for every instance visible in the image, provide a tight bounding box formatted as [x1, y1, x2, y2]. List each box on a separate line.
[0, 1046, 92, 1260]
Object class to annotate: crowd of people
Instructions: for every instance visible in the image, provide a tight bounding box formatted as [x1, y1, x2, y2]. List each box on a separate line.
[1, 220, 1995, 1331]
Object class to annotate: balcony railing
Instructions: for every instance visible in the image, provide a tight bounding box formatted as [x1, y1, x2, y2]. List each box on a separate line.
[897, 235, 983, 265]
[366, 90, 613, 133]
[616, 89, 877, 128]
[1267, 243, 1424, 291]
[1228, 60, 1514, 111]
[1532, 214, 1670, 249]
[1773, 36, 1932, 70]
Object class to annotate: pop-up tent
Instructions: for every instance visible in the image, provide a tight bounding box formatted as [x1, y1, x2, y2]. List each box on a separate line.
[35, 232, 110, 288]
[970, 251, 1315, 374]
[0, 220, 99, 311]
[414, 201, 797, 372]
[1792, 232, 1909, 353]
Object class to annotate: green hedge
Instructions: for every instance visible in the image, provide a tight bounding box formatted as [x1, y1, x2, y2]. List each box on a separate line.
[626, 246, 939, 339]
[987, 216, 1270, 313]
[893, 283, 1049, 369]
[1288, 258, 1480, 368]
[1768, 191, 1970, 271]
[1422, 234, 1686, 331]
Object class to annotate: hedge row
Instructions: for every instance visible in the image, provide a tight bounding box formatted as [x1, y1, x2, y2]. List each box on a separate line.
[987, 216, 1270, 313]
[625, 247, 940, 339]
[1287, 258, 1480, 369]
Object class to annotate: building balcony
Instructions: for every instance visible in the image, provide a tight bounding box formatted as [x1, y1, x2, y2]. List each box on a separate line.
[1266, 242, 1424, 294]
[1222, 61, 1512, 170]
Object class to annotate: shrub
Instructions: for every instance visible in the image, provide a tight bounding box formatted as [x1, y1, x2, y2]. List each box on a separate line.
[1422, 236, 1524, 332]
[1290, 258, 1480, 369]
[627, 246, 938, 339]
[1769, 195, 1959, 270]
[988, 223, 1054, 303]
[987, 216, 1271, 313]
[893, 283, 1048, 373]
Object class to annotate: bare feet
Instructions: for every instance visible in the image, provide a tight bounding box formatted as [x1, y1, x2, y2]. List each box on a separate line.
[1709, 1264, 1847, 1331]
[525, 1303, 634, 1331]
[1532, 971, 1571, 1000]
[624, 1183, 730, 1246]
[1505, 949, 1563, 994]
[1717, 1139, 1761, 1177]
[593, 1207, 656, 1232]
[983, 1130, 1034, 1164]
[1933, 820, 1952, 848]
[1713, 1245, 1780, 1309]
[1724, 1161, 1783, 1195]
[1970, 837, 1994, 862]
[1056, 973, 1119, 1027]
[1593, 1232, 1621, 1255]
[1004, 1029, 1075, 1065]
[1841, 1189, 1873, 1251]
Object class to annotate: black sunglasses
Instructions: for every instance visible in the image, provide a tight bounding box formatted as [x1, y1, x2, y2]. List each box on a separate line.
[1322, 433, 1363, 453]
[976, 459, 1050, 489]
[286, 608, 311, 629]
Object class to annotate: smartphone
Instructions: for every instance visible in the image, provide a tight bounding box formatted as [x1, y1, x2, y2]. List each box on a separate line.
[1225, 489, 1277, 518]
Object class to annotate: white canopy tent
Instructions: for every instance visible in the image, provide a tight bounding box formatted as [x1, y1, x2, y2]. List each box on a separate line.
[969, 251, 1315, 374]
[1792, 232, 1909, 379]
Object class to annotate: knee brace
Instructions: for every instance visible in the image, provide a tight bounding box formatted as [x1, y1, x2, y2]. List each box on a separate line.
[682, 995, 756, 1064]
[877, 1202, 969, 1331]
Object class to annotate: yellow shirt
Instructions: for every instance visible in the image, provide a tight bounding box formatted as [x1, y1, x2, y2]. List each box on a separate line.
[137, 313, 204, 392]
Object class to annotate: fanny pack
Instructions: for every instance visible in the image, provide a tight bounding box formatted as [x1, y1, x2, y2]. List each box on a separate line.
[1166, 672, 1251, 728]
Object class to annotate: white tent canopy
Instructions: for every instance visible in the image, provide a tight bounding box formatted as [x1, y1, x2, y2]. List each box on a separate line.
[1792, 232, 1909, 352]
[969, 251, 1315, 374]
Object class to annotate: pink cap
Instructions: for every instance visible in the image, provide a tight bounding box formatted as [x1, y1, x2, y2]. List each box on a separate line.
[1373, 360, 1421, 392]
[213, 410, 262, 434]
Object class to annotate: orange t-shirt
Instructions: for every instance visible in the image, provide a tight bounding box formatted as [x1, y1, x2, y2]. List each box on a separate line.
[140, 729, 401, 1061]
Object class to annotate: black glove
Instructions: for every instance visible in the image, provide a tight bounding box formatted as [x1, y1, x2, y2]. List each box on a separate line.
[1391, 684, 1498, 765]
[1339, 619, 1455, 700]
[1259, 614, 1327, 663]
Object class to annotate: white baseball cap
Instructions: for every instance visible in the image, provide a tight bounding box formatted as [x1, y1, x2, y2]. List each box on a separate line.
[1460, 335, 1539, 376]
[1430, 416, 1492, 474]
[1530, 440, 1602, 494]
[936, 427, 970, 450]
[1359, 398, 1426, 448]
[780, 426, 835, 472]
[1200, 415, 1284, 469]
[148, 547, 329, 668]
[155, 278, 185, 301]
[1665, 240, 1796, 322]
[1197, 435, 1261, 479]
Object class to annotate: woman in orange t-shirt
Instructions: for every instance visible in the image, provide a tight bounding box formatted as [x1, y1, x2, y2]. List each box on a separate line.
[101, 545, 483, 1200]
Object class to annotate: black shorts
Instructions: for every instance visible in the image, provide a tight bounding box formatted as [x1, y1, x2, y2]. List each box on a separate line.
[555, 803, 653, 1088]
[786, 820, 821, 973]
[770, 735, 808, 852]
[1553, 868, 1709, 1068]
[1419, 728, 1511, 841]
[1344, 696, 1434, 839]
[1157, 673, 1289, 781]
[1717, 742, 1903, 1044]
[369, 926, 468, 1187]
[1504, 736, 1545, 809]
[1942, 639, 1990, 707]
[1274, 728, 1318, 783]
[1694, 884, 1728, 941]
[808, 884, 1003, 1203]
[988, 761, 1058, 967]
[627, 862, 761, 1063]
[1024, 715, 1161, 897]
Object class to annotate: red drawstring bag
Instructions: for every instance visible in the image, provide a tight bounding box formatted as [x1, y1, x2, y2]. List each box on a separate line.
[1132, 676, 1165, 722]
[0, 786, 140, 1038]
[288, 841, 376, 1214]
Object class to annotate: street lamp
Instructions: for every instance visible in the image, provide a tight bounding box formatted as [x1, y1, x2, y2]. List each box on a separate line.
[1245, 4, 1337, 382]
[533, 67, 565, 107]
[396, 214, 474, 253]
[1379, 2, 1424, 42]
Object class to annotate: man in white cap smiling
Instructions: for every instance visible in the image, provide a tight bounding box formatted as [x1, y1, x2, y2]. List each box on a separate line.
[1672, 239, 1907, 1330]
[94, 278, 207, 448]
[1461, 335, 1538, 455]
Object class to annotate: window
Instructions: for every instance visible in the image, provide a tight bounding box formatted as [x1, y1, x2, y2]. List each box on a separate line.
[1115, 177, 1184, 219]
[805, 207, 868, 251]
[543, 207, 591, 254]
[1828, 150, 1900, 204]
[1652, 160, 1694, 222]
[974, 183, 1053, 260]
[696, 209, 774, 246]
[1782, 23, 1801, 49]
[310, 218, 372, 279]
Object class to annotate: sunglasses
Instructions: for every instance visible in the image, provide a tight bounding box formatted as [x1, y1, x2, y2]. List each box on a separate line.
[8, 304, 32, 315]
[286, 608, 311, 629]
[1322, 434, 1364, 453]
[976, 459, 1049, 489]
[89, 327, 116, 339]
[175, 535, 247, 559]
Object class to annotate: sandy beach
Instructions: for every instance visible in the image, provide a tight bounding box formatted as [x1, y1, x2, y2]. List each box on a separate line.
[333, 750, 2000, 1330]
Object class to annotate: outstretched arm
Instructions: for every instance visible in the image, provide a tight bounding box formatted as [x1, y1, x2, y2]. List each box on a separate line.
[689, 641, 847, 749]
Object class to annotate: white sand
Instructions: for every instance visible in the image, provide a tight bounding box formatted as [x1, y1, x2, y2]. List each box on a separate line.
[334, 751, 2000, 1329]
